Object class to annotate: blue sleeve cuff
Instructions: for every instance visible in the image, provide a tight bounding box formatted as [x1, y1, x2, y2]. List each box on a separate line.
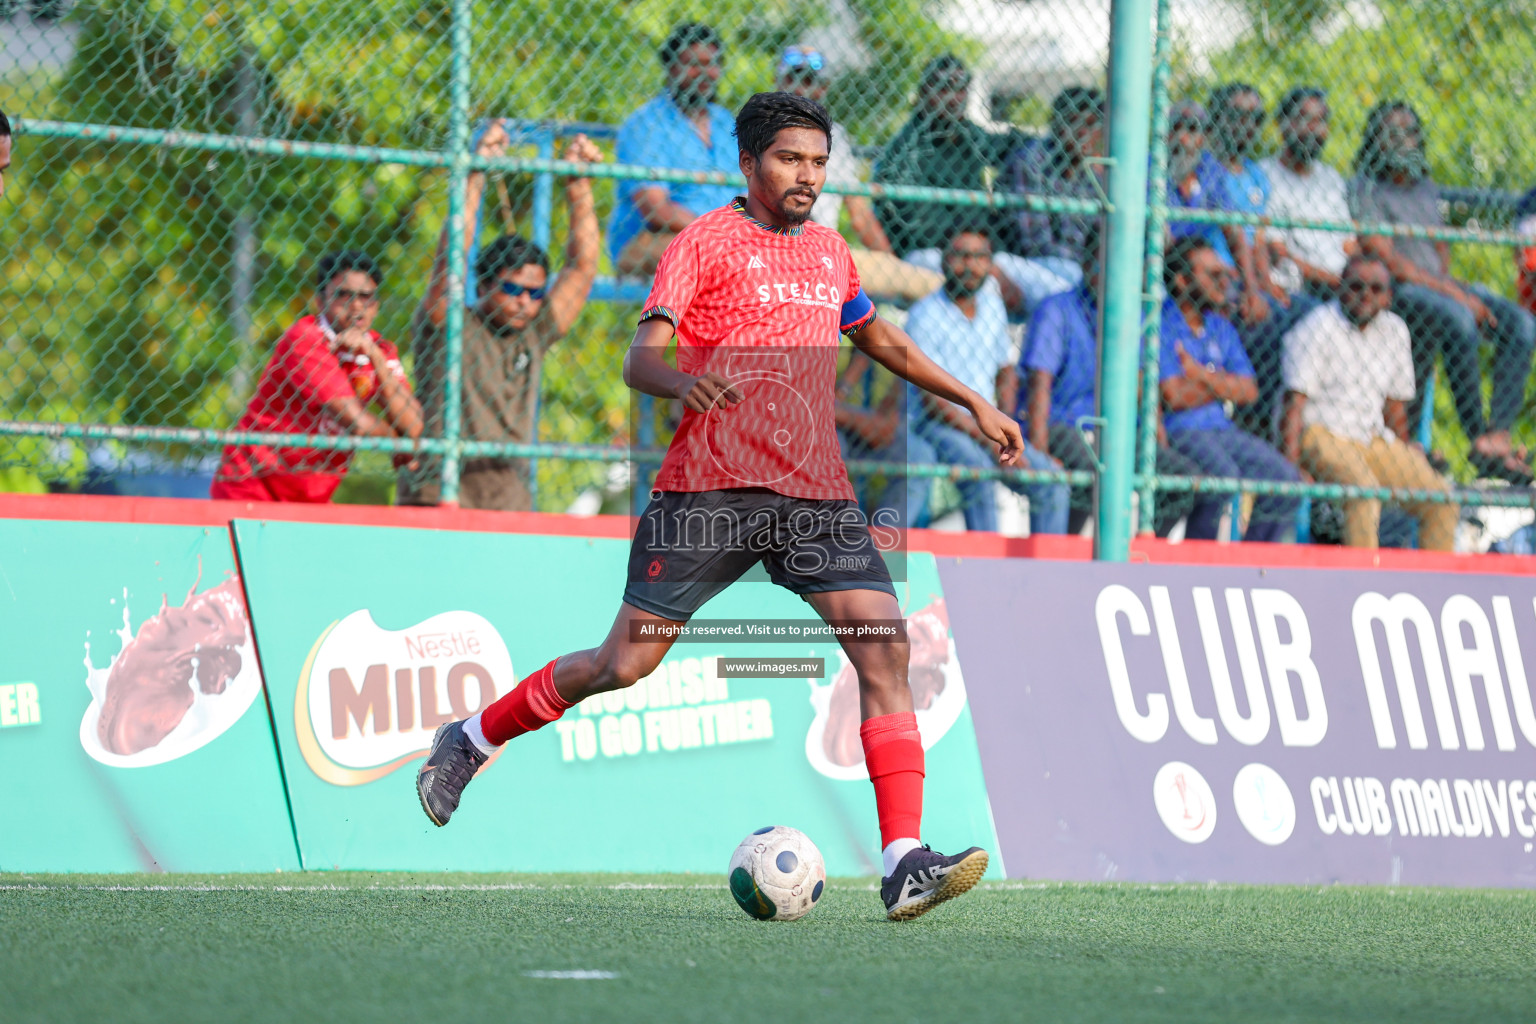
[839, 289, 877, 335]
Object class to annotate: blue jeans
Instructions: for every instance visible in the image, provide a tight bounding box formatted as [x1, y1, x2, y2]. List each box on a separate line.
[1168, 428, 1301, 543]
[1394, 283, 1536, 439]
[907, 417, 1070, 534]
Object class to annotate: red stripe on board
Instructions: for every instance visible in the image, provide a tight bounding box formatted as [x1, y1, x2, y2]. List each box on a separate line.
[0, 492, 1532, 575]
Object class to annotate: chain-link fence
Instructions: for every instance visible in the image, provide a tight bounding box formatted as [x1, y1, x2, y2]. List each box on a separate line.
[2, 1, 1534, 551]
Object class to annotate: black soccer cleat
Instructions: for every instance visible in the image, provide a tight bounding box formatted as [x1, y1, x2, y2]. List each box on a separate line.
[416, 720, 489, 827]
[881, 845, 989, 921]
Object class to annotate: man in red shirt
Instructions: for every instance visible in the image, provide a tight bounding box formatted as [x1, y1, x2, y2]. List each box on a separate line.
[211, 251, 423, 502]
[417, 94, 1023, 921]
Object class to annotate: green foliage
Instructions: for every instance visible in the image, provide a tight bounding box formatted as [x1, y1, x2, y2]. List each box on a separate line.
[1, 1, 967, 505]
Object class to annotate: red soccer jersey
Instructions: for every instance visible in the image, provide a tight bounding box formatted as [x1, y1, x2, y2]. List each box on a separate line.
[213, 315, 410, 501]
[640, 199, 875, 500]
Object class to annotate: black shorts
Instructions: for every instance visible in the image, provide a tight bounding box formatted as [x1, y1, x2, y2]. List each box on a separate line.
[622, 488, 897, 621]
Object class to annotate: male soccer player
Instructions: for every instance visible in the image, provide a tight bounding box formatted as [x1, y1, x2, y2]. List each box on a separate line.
[417, 93, 1024, 921]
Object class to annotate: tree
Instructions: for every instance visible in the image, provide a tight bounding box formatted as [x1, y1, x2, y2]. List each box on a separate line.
[1, 0, 967, 505]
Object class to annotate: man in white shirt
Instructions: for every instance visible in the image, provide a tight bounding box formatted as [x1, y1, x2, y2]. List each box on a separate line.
[776, 46, 939, 302]
[1260, 87, 1354, 296]
[1280, 254, 1457, 550]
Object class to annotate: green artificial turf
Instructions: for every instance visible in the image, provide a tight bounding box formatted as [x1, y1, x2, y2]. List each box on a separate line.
[1, 872, 1533, 1023]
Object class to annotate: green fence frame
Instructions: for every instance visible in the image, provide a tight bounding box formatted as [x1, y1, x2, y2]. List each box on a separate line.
[4, 1, 1535, 546]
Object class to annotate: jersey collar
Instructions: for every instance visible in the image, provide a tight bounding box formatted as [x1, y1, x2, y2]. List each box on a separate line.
[730, 196, 804, 237]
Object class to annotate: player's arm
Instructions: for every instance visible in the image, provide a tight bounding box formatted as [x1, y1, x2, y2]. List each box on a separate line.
[543, 135, 603, 337]
[331, 327, 424, 442]
[850, 314, 1024, 466]
[419, 120, 506, 330]
[622, 318, 743, 414]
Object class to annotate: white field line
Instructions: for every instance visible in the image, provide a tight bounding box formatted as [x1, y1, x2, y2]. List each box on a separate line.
[0, 883, 723, 892]
[523, 970, 619, 980]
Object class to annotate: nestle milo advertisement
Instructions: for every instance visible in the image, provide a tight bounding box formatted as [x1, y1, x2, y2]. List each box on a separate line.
[232, 519, 999, 875]
[0, 519, 298, 872]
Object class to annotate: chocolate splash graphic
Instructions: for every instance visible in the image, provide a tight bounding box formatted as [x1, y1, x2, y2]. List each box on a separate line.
[822, 600, 950, 768]
[95, 573, 249, 756]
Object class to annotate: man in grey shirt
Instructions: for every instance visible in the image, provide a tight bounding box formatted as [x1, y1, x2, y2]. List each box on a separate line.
[1348, 101, 1536, 483]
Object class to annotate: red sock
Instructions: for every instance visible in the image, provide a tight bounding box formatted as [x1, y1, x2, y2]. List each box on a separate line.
[860, 712, 924, 847]
[479, 659, 571, 745]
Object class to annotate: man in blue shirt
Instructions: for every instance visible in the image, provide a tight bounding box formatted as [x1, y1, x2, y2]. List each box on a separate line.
[1205, 83, 1321, 439]
[905, 227, 1069, 534]
[1018, 223, 1199, 536]
[609, 23, 741, 276]
[1159, 237, 1301, 542]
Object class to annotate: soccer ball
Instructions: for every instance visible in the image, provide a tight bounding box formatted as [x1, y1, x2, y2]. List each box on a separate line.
[727, 825, 826, 921]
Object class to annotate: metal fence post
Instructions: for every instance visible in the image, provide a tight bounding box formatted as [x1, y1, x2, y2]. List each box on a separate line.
[1136, 0, 1174, 536]
[441, 0, 473, 507]
[1098, 0, 1156, 561]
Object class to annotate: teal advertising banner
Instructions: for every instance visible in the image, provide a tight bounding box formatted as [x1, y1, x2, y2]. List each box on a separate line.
[232, 520, 999, 876]
[0, 519, 298, 872]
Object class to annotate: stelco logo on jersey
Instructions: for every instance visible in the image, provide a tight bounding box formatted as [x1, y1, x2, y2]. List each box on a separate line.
[294, 609, 512, 785]
[746, 252, 843, 312]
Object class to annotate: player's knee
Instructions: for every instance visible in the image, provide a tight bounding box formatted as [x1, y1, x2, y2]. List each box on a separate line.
[854, 640, 910, 694]
[589, 645, 662, 693]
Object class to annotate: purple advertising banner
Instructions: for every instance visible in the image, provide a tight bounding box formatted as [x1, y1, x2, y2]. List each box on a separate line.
[939, 558, 1536, 887]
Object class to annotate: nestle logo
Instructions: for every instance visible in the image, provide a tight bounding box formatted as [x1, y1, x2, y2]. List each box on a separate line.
[403, 630, 482, 659]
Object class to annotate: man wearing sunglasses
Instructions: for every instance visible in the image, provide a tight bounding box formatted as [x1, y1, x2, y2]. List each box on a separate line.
[211, 251, 423, 503]
[1281, 254, 1457, 550]
[775, 46, 939, 303]
[398, 119, 603, 510]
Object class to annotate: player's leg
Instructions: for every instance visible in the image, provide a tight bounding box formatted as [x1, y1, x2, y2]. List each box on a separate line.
[417, 601, 680, 826]
[418, 489, 761, 826]
[801, 584, 988, 922]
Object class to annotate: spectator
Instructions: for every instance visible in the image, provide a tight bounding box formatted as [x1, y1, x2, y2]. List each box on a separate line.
[0, 111, 10, 197]
[834, 350, 907, 521]
[1281, 254, 1458, 550]
[1203, 84, 1321, 437]
[210, 251, 423, 503]
[1513, 187, 1536, 317]
[609, 23, 739, 276]
[1259, 87, 1353, 296]
[1019, 222, 1200, 537]
[1007, 86, 1102, 287]
[775, 46, 939, 302]
[1159, 237, 1301, 542]
[904, 226, 1069, 533]
[398, 120, 602, 510]
[1166, 101, 1231, 260]
[1349, 101, 1536, 483]
[874, 55, 1066, 313]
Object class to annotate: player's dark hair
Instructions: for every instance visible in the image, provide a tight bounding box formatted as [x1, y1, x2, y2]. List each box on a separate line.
[0, 111, 11, 137]
[1209, 81, 1262, 119]
[1342, 251, 1391, 281]
[734, 92, 832, 161]
[1277, 86, 1327, 121]
[1354, 100, 1423, 179]
[1163, 236, 1212, 294]
[476, 235, 549, 289]
[316, 250, 381, 290]
[919, 54, 970, 93]
[1051, 86, 1104, 131]
[659, 22, 723, 68]
[943, 222, 993, 253]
